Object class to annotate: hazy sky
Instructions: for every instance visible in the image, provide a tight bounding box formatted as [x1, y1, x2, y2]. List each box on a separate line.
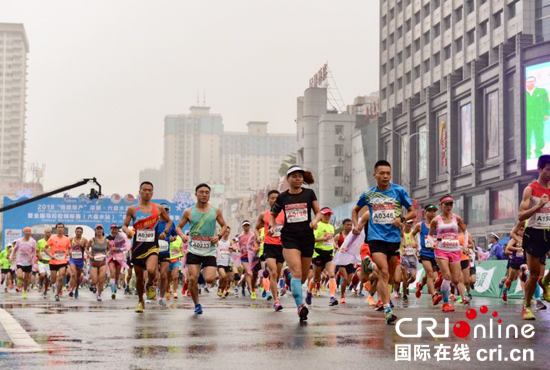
[3, 0, 380, 198]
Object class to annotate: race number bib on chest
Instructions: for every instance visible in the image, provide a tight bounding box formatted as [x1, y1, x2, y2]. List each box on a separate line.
[372, 204, 395, 224]
[424, 237, 434, 249]
[71, 251, 83, 259]
[158, 240, 169, 253]
[54, 252, 65, 260]
[405, 247, 415, 256]
[94, 253, 106, 262]
[285, 203, 308, 223]
[535, 211, 550, 228]
[439, 239, 460, 250]
[136, 229, 155, 242]
[273, 225, 283, 237]
[191, 236, 211, 251]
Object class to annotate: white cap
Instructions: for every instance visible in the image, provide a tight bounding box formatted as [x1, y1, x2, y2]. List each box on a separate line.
[286, 166, 305, 176]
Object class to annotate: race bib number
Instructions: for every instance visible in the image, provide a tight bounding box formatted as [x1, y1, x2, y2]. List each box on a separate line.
[516, 249, 524, 258]
[372, 204, 395, 224]
[285, 203, 308, 223]
[424, 237, 434, 249]
[136, 229, 155, 242]
[191, 237, 211, 251]
[439, 239, 460, 250]
[535, 212, 550, 228]
[94, 253, 106, 262]
[323, 233, 334, 247]
[405, 247, 415, 256]
[54, 252, 65, 260]
[71, 251, 83, 259]
[41, 251, 50, 259]
[159, 240, 169, 253]
[273, 225, 283, 237]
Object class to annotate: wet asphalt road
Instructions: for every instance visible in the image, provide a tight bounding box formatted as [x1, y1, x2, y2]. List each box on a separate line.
[0, 288, 549, 370]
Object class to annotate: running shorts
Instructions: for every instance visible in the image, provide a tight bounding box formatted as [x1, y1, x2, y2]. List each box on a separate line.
[281, 232, 314, 258]
[368, 240, 400, 257]
[420, 255, 438, 270]
[312, 249, 333, 267]
[1, 269, 10, 274]
[217, 265, 231, 273]
[338, 264, 356, 275]
[469, 266, 476, 275]
[523, 227, 550, 259]
[263, 244, 284, 264]
[186, 252, 217, 268]
[38, 263, 50, 276]
[401, 255, 418, 272]
[69, 258, 85, 270]
[17, 265, 32, 273]
[158, 252, 171, 264]
[49, 263, 68, 271]
[169, 261, 181, 272]
[460, 260, 470, 270]
[510, 262, 523, 270]
[435, 249, 461, 263]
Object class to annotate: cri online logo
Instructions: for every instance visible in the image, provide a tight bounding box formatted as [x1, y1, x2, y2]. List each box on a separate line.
[395, 306, 535, 339]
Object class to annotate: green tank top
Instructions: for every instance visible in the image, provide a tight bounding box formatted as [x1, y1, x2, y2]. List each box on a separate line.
[401, 230, 415, 255]
[188, 205, 217, 257]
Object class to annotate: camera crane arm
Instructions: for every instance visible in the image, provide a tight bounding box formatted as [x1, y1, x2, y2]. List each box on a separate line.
[0, 178, 102, 213]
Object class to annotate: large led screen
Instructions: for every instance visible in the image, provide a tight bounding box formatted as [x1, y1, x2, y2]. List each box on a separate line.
[526, 60, 550, 170]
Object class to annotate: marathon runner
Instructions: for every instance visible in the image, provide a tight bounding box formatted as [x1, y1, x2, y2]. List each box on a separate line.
[503, 221, 526, 302]
[307, 207, 338, 306]
[216, 227, 233, 298]
[123, 181, 172, 312]
[429, 195, 469, 312]
[0, 244, 14, 292]
[351, 160, 416, 324]
[87, 225, 108, 301]
[255, 190, 285, 311]
[168, 234, 185, 300]
[107, 224, 129, 300]
[270, 165, 321, 321]
[68, 227, 87, 299]
[399, 220, 418, 301]
[238, 220, 258, 300]
[47, 223, 71, 302]
[36, 228, 52, 297]
[157, 203, 177, 307]
[176, 183, 228, 314]
[9, 227, 37, 299]
[518, 154, 550, 319]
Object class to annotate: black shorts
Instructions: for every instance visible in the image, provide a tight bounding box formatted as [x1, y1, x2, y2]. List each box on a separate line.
[264, 244, 285, 264]
[312, 249, 333, 267]
[131, 241, 159, 269]
[217, 265, 231, 273]
[186, 252, 217, 268]
[338, 264, 356, 275]
[470, 266, 476, 275]
[523, 227, 550, 258]
[1, 269, 10, 274]
[50, 263, 68, 271]
[510, 262, 523, 270]
[506, 259, 511, 269]
[281, 232, 314, 258]
[420, 255, 439, 271]
[259, 254, 266, 262]
[368, 240, 401, 258]
[17, 265, 32, 273]
[460, 260, 470, 270]
[158, 252, 171, 264]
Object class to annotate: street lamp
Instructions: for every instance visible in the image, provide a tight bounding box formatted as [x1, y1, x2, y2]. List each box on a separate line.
[384, 128, 429, 192]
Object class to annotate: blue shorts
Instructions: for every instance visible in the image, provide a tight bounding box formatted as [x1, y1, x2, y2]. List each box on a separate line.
[169, 261, 181, 272]
[69, 258, 84, 270]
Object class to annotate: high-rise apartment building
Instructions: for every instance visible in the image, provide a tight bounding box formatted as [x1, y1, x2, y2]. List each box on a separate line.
[0, 23, 28, 182]
[163, 106, 296, 200]
[379, 0, 550, 244]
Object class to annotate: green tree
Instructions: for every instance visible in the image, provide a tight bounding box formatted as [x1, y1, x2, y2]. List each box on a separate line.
[278, 153, 297, 176]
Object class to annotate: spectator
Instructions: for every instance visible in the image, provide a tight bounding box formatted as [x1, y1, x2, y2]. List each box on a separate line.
[488, 233, 504, 260]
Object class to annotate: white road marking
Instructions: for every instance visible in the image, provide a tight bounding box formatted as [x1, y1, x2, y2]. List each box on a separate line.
[0, 308, 43, 352]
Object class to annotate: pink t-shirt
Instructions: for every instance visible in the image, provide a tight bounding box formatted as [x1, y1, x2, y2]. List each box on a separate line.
[11, 237, 37, 266]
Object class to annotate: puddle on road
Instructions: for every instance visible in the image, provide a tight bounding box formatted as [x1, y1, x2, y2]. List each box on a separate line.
[132, 343, 217, 358]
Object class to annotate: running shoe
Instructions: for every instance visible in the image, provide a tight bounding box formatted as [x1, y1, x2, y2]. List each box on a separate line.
[204, 287, 210, 293]
[385, 309, 397, 325]
[392, 292, 400, 299]
[358, 292, 365, 297]
[22, 290, 27, 299]
[69, 290, 74, 298]
[261, 288, 267, 298]
[468, 293, 473, 300]
[462, 298, 470, 306]
[457, 296, 463, 305]
[522, 306, 536, 320]
[538, 277, 550, 302]
[305, 291, 313, 305]
[241, 286, 245, 297]
[536, 299, 547, 310]
[403, 295, 408, 302]
[441, 303, 455, 312]
[367, 295, 375, 306]
[330, 297, 339, 306]
[432, 293, 442, 306]
[266, 292, 273, 301]
[274, 301, 283, 312]
[135, 302, 144, 313]
[125, 286, 131, 295]
[298, 303, 309, 321]
[217, 289, 223, 297]
[390, 300, 394, 308]
[339, 297, 345, 305]
[194, 303, 203, 315]
[187, 291, 192, 297]
[55, 294, 60, 302]
[251, 291, 257, 300]
[498, 278, 505, 290]
[173, 292, 178, 299]
[112, 292, 116, 300]
[146, 285, 156, 300]
[97, 295, 102, 302]
[449, 294, 456, 301]
[374, 300, 384, 311]
[159, 298, 166, 307]
[415, 282, 422, 298]
[43, 291, 47, 299]
[280, 288, 287, 297]
[502, 290, 508, 302]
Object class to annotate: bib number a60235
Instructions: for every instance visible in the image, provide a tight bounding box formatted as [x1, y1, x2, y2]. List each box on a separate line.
[136, 229, 155, 243]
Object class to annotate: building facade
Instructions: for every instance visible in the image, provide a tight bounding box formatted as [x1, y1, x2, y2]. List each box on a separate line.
[296, 88, 379, 210]
[139, 165, 166, 200]
[0, 23, 28, 182]
[163, 106, 296, 200]
[379, 0, 550, 246]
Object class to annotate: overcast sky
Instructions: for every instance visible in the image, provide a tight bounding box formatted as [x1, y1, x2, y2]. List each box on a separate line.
[3, 0, 380, 198]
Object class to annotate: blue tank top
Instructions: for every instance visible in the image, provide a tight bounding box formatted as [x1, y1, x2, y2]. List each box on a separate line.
[419, 221, 435, 258]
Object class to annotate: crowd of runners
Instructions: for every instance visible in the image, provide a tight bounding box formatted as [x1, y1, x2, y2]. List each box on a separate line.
[1, 156, 550, 323]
